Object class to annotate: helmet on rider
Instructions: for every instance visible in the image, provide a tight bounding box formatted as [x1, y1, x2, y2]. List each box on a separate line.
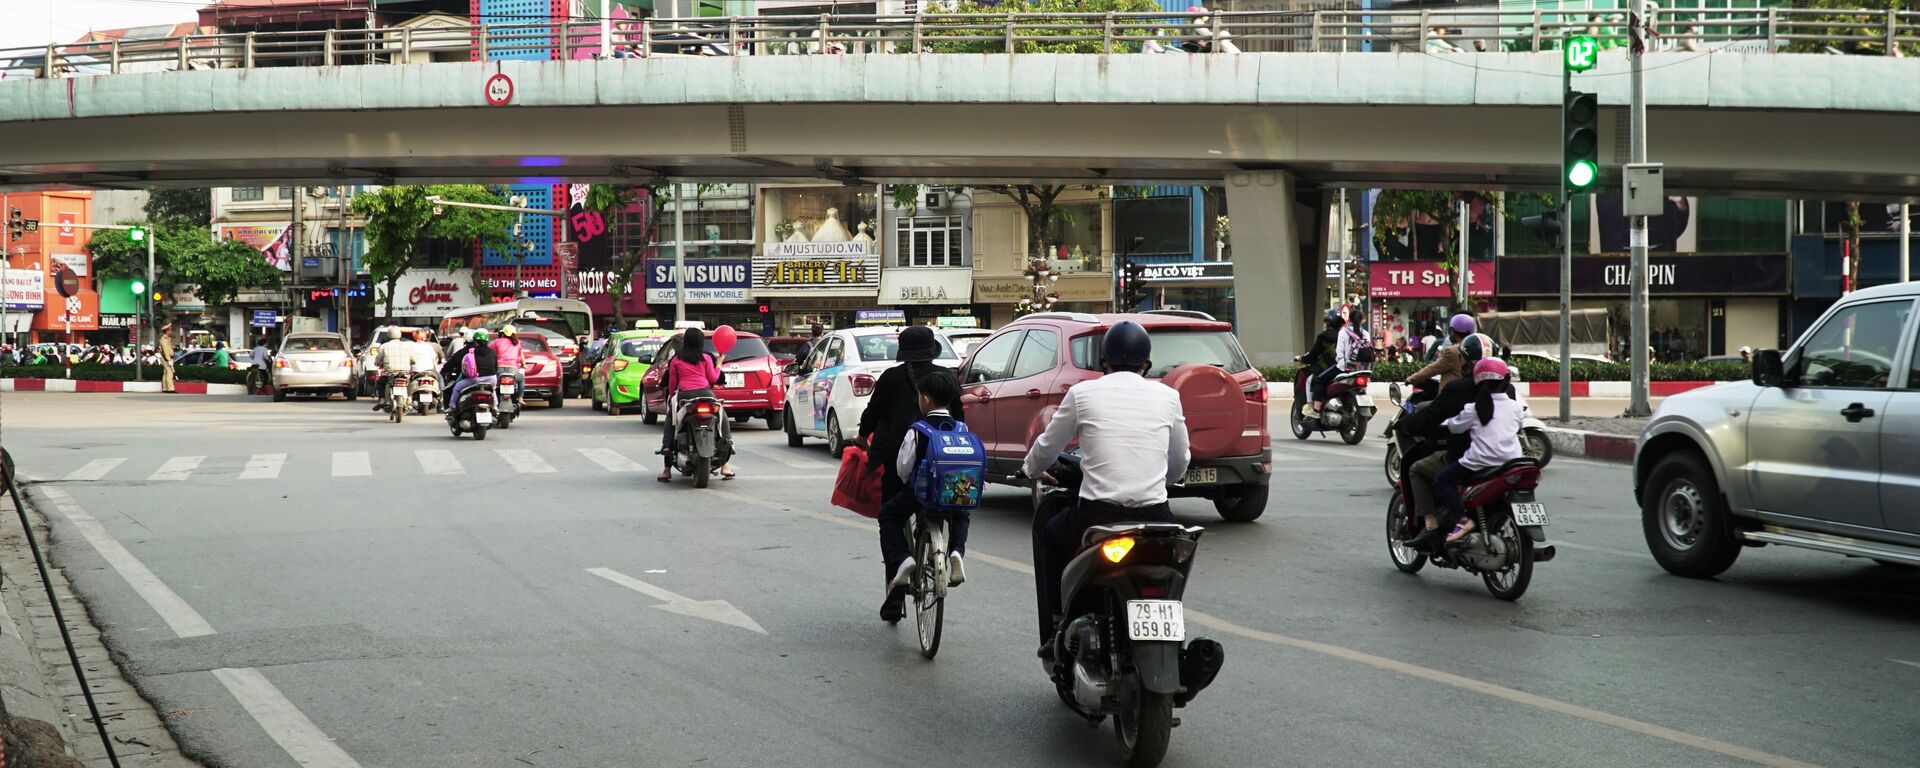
[500, 325, 517, 338]
[1472, 357, 1512, 384]
[458, 328, 475, 341]
[1323, 308, 1346, 328]
[1448, 313, 1477, 336]
[1103, 320, 1152, 373]
[1458, 332, 1492, 363]
[388, 327, 403, 341]
[472, 328, 491, 343]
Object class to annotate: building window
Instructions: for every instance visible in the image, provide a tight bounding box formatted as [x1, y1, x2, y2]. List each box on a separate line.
[896, 216, 966, 267]
[232, 187, 264, 202]
[277, 186, 295, 201]
[1116, 197, 1192, 258]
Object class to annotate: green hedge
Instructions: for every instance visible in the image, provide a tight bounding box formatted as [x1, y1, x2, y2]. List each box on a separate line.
[1258, 359, 1750, 384]
[0, 363, 248, 384]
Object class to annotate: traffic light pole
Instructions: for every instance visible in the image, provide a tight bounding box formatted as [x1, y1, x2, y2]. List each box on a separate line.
[1558, 66, 1573, 423]
[1627, 0, 1652, 417]
[143, 232, 155, 381]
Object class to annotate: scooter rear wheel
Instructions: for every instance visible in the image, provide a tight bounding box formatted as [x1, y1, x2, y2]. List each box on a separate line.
[1481, 515, 1534, 601]
[692, 455, 711, 488]
[1115, 691, 1173, 767]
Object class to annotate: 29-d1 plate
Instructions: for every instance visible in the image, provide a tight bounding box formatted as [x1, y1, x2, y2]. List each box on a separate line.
[724, 372, 745, 387]
[1126, 600, 1185, 642]
[1512, 502, 1550, 526]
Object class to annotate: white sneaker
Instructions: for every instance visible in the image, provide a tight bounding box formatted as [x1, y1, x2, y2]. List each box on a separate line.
[948, 552, 967, 587]
[888, 557, 916, 591]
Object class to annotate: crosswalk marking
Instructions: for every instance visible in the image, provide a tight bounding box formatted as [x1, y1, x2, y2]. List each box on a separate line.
[64, 458, 125, 481]
[415, 449, 464, 476]
[148, 456, 204, 482]
[331, 451, 372, 477]
[239, 454, 286, 480]
[495, 449, 555, 474]
[739, 446, 836, 470]
[577, 447, 643, 473]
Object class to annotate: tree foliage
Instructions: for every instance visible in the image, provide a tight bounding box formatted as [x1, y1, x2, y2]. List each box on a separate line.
[1371, 191, 1552, 276]
[587, 183, 645, 331]
[352, 185, 517, 323]
[1785, 0, 1918, 56]
[925, 0, 1166, 53]
[143, 188, 212, 226]
[88, 222, 280, 316]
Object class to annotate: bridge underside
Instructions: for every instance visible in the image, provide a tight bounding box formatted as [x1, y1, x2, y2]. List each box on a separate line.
[2, 103, 1917, 200]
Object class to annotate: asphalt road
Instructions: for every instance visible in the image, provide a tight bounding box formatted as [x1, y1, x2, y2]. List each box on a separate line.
[2, 392, 1915, 768]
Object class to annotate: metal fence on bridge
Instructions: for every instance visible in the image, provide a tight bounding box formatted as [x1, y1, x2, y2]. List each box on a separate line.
[0, 7, 1915, 78]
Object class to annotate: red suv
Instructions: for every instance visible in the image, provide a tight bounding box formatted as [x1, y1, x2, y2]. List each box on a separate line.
[641, 330, 788, 430]
[959, 311, 1272, 521]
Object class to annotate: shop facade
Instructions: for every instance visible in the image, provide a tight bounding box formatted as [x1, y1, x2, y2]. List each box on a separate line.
[1, 191, 101, 345]
[757, 185, 883, 335]
[1367, 260, 1495, 350]
[1137, 261, 1236, 326]
[969, 187, 1117, 326]
[879, 186, 975, 325]
[1495, 253, 1789, 360]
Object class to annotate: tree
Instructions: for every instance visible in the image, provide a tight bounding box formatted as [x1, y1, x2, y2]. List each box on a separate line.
[88, 222, 280, 319]
[1845, 200, 1864, 293]
[143, 188, 211, 226]
[1787, 0, 1917, 57]
[927, 0, 1164, 53]
[1372, 190, 1552, 281]
[977, 184, 1147, 275]
[352, 185, 517, 324]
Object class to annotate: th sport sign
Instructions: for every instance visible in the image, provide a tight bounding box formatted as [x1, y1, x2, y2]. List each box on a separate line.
[646, 259, 752, 303]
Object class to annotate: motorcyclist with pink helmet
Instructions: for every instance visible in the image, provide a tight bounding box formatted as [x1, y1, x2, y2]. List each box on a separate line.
[1403, 355, 1526, 550]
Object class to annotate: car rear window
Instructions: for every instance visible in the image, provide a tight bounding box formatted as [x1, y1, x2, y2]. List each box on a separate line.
[768, 340, 812, 359]
[1071, 330, 1251, 377]
[620, 339, 664, 358]
[851, 333, 958, 363]
[703, 337, 771, 363]
[284, 337, 344, 352]
[518, 336, 549, 352]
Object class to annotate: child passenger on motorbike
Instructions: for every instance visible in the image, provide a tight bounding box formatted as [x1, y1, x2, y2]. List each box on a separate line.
[1402, 357, 1525, 550]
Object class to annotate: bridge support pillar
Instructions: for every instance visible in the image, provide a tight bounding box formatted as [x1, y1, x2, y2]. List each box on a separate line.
[1226, 171, 1324, 367]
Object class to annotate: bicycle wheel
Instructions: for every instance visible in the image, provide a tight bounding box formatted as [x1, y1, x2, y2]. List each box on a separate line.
[913, 518, 945, 659]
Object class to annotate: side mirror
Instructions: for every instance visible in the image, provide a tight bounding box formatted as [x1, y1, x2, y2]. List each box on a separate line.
[638, 353, 654, 364]
[1751, 348, 1784, 387]
[783, 361, 803, 376]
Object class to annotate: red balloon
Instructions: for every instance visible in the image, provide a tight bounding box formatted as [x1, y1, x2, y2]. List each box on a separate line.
[712, 324, 738, 354]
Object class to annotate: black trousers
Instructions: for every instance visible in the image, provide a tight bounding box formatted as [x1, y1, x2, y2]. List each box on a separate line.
[1034, 498, 1173, 641]
[661, 387, 726, 469]
[877, 471, 970, 582]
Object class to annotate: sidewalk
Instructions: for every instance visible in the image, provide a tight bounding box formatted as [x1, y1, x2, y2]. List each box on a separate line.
[1, 482, 202, 768]
[1269, 393, 1648, 463]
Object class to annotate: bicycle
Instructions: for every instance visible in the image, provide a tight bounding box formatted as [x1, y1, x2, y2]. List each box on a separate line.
[906, 508, 951, 659]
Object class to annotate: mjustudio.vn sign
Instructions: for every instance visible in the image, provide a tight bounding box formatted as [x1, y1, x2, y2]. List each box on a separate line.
[754, 241, 880, 294]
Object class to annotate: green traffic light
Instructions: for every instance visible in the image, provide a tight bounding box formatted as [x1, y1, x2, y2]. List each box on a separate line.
[130, 279, 145, 295]
[128, 227, 145, 242]
[1568, 160, 1598, 189]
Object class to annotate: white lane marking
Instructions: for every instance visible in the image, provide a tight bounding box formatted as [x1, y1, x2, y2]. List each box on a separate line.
[239, 453, 286, 480]
[577, 447, 643, 473]
[713, 483, 1818, 768]
[1892, 659, 1920, 671]
[586, 567, 767, 634]
[211, 668, 364, 768]
[34, 486, 215, 638]
[495, 449, 556, 474]
[147, 456, 204, 482]
[415, 449, 464, 476]
[64, 458, 125, 481]
[1550, 540, 1649, 560]
[330, 451, 371, 477]
[738, 446, 836, 470]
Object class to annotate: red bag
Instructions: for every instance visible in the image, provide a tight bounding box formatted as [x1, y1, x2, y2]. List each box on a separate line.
[832, 445, 884, 519]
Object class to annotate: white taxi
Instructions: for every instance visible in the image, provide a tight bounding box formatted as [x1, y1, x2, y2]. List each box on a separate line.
[780, 326, 961, 456]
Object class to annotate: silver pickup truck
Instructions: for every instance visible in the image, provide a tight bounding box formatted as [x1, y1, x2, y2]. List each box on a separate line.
[1635, 281, 1920, 577]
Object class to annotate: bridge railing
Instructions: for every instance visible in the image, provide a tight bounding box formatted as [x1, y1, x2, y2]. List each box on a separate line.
[2, 7, 1915, 78]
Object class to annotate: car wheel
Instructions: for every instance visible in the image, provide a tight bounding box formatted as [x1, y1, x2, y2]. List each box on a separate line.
[591, 392, 603, 411]
[1641, 451, 1741, 578]
[784, 406, 804, 447]
[608, 401, 621, 416]
[766, 407, 786, 432]
[643, 408, 657, 425]
[272, 386, 286, 403]
[548, 389, 564, 409]
[344, 387, 357, 401]
[827, 412, 846, 458]
[1212, 485, 1268, 522]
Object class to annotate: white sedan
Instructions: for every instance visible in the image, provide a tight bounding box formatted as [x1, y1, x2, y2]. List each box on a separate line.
[781, 326, 960, 456]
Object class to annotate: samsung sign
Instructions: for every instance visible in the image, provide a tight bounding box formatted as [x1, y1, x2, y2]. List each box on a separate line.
[645, 258, 753, 304]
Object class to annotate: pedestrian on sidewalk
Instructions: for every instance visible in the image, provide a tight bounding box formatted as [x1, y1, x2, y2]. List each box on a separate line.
[158, 322, 176, 392]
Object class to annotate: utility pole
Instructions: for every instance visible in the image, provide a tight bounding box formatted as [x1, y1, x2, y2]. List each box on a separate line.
[1901, 203, 1911, 283]
[1456, 198, 1469, 309]
[673, 182, 688, 325]
[600, 0, 613, 59]
[1336, 189, 1349, 306]
[1627, 0, 1652, 417]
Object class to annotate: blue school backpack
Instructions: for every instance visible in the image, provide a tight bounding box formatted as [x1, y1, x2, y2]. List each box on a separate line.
[909, 419, 986, 513]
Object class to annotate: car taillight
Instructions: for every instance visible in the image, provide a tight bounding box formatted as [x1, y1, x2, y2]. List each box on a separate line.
[613, 359, 629, 371]
[275, 359, 287, 369]
[1243, 380, 1267, 403]
[850, 373, 876, 397]
[340, 359, 353, 368]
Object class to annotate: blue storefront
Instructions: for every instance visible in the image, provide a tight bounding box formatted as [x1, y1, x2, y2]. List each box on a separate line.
[1117, 185, 1236, 325]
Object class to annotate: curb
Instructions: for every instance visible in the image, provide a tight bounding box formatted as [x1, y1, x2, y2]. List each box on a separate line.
[1541, 426, 1636, 464]
[0, 378, 250, 395]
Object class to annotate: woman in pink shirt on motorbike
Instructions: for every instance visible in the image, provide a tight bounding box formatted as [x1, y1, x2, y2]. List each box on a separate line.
[657, 327, 736, 482]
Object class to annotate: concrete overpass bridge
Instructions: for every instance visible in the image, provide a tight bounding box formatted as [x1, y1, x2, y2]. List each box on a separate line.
[1, 8, 1915, 361]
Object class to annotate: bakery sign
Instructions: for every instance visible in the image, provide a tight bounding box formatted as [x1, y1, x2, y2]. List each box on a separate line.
[385, 268, 477, 316]
[754, 241, 880, 294]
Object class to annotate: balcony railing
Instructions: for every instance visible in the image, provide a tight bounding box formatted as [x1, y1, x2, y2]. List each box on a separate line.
[1, 8, 1915, 79]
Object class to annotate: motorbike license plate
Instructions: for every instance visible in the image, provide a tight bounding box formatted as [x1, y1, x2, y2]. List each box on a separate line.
[475, 412, 494, 425]
[416, 392, 433, 403]
[1183, 467, 1217, 485]
[1126, 600, 1186, 642]
[500, 384, 516, 395]
[1355, 394, 1375, 407]
[724, 372, 744, 387]
[1512, 502, 1550, 527]
[392, 386, 408, 397]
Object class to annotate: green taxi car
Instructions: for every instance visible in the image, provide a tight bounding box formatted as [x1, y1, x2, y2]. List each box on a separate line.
[589, 330, 671, 416]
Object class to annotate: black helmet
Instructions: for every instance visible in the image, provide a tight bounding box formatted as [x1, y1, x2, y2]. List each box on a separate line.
[1458, 332, 1492, 364]
[1104, 320, 1152, 371]
[1324, 308, 1346, 327]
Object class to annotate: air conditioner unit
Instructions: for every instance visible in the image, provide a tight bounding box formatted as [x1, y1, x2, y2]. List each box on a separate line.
[922, 189, 945, 210]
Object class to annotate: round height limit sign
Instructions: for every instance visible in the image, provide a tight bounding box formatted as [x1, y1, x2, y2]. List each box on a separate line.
[485, 73, 514, 106]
